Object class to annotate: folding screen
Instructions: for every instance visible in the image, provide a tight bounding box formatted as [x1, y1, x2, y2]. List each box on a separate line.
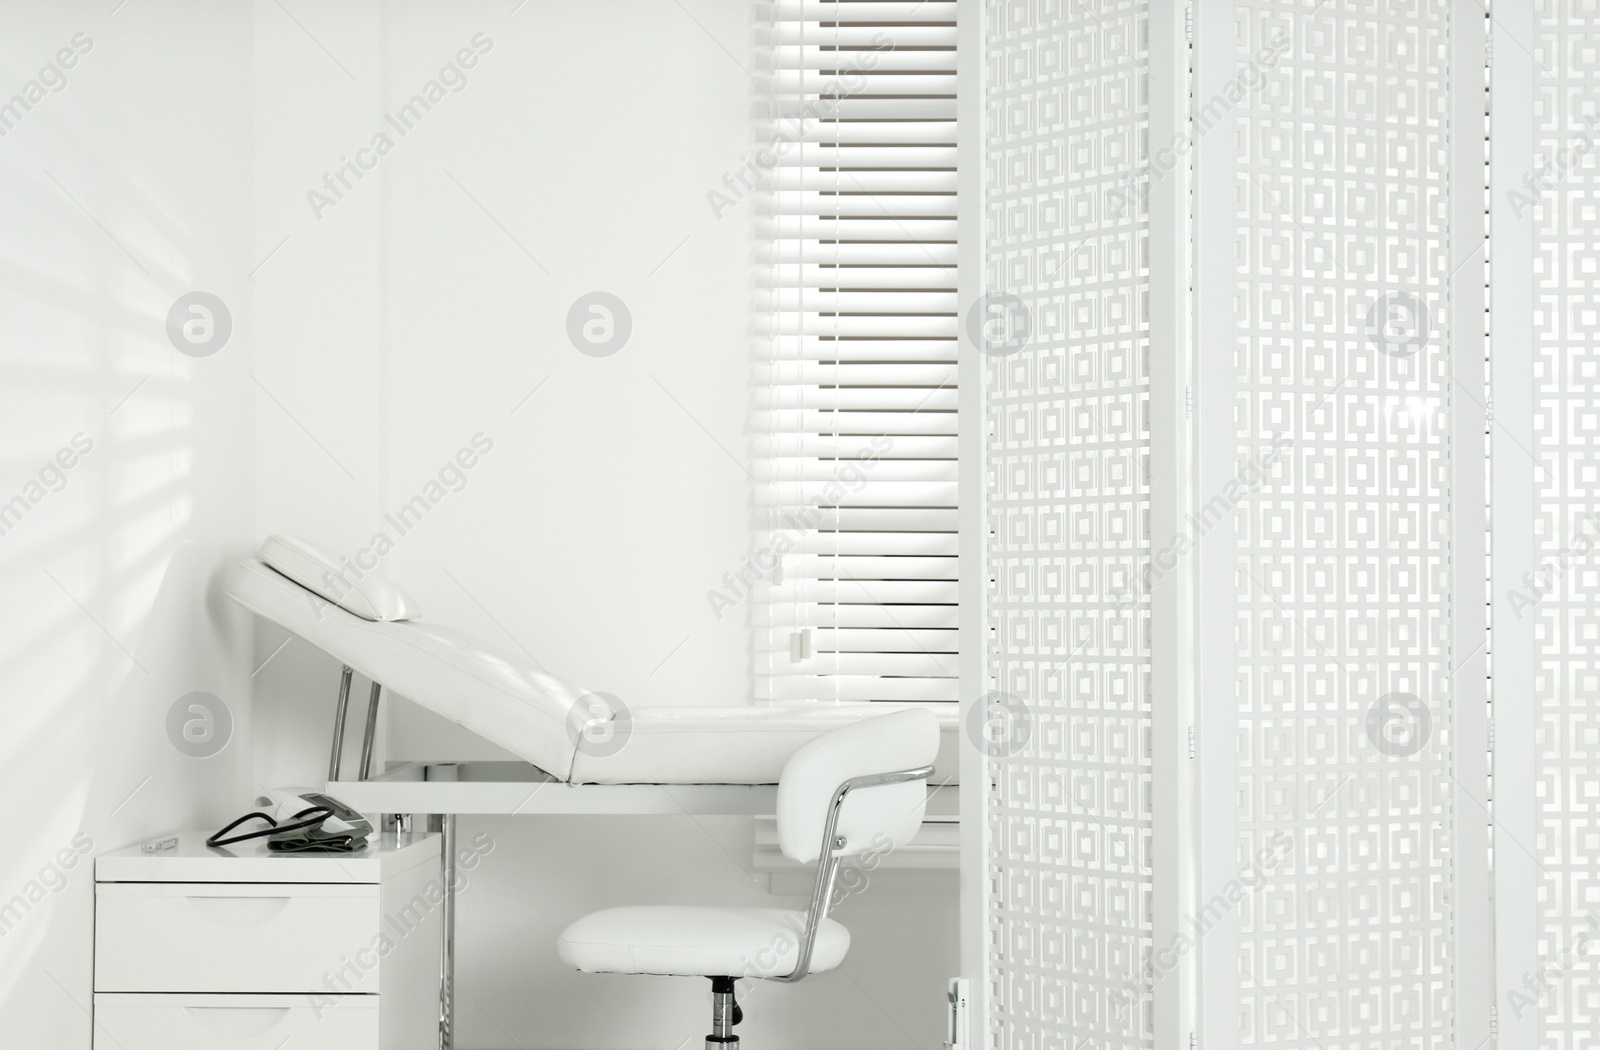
[979, 1, 1501, 1048]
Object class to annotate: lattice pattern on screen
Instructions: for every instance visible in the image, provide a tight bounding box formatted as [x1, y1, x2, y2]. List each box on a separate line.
[1234, 3, 1455, 1046]
[985, 1, 1153, 1047]
[1532, 6, 1600, 1046]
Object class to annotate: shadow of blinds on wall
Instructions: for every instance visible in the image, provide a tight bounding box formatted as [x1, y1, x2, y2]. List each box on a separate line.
[984, 1, 1155, 1047]
[759, 0, 960, 705]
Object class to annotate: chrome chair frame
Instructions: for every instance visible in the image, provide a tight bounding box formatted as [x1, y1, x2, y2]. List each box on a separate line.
[770, 762, 936, 983]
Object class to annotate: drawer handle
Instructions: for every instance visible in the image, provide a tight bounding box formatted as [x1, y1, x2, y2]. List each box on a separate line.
[182, 895, 292, 927]
[183, 1006, 290, 1037]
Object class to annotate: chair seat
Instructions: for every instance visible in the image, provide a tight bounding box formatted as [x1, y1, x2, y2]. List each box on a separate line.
[557, 906, 850, 979]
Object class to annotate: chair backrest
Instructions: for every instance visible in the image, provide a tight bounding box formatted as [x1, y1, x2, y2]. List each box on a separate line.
[775, 708, 940, 865]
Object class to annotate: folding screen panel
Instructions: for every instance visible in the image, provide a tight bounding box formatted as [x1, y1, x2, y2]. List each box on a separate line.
[983, 1, 1158, 1046]
[1229, 2, 1471, 1047]
[1525, 6, 1600, 1046]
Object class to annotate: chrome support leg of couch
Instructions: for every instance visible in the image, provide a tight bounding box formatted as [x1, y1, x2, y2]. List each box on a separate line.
[430, 813, 457, 1050]
[327, 665, 354, 782]
[358, 681, 382, 780]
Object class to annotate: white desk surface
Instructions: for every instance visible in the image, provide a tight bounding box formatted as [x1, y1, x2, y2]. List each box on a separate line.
[328, 762, 962, 818]
[95, 830, 440, 883]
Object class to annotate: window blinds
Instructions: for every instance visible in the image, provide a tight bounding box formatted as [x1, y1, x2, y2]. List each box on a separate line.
[759, 0, 959, 705]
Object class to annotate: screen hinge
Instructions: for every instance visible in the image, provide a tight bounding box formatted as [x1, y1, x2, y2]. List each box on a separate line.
[1188, 726, 1197, 759]
[945, 978, 970, 1050]
[1487, 717, 1495, 753]
[1186, 385, 1193, 418]
[1185, 5, 1194, 42]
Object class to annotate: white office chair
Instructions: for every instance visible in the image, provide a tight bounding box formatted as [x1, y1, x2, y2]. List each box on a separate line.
[557, 708, 940, 1048]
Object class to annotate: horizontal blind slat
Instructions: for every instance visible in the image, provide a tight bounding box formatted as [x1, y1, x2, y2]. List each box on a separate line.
[759, 604, 958, 629]
[769, 580, 957, 604]
[761, 341, 958, 362]
[773, 52, 957, 74]
[777, 68, 956, 86]
[757, 435, 958, 459]
[769, 362, 959, 382]
[796, 652, 958, 677]
[776, 292, 960, 313]
[765, 410, 956, 435]
[774, 1, 958, 18]
[783, 319, 959, 340]
[784, 555, 957, 580]
[780, 531, 959, 556]
[770, 388, 959, 414]
[771, 481, 959, 507]
[772, 99, 958, 121]
[771, 168, 959, 191]
[773, 265, 959, 288]
[761, 145, 957, 168]
[766, 241, 958, 265]
[759, 677, 958, 703]
[813, 627, 958, 652]
[774, 217, 958, 240]
[805, 507, 958, 532]
[774, 193, 959, 216]
[762, 463, 958, 485]
[772, 24, 957, 44]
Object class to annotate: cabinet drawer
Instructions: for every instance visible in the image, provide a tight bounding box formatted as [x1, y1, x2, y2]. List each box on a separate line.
[93, 993, 377, 1050]
[96, 883, 379, 993]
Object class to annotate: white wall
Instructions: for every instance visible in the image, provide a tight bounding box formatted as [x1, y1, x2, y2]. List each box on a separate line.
[0, 1, 257, 1044]
[248, 0, 389, 787]
[379, 0, 759, 718]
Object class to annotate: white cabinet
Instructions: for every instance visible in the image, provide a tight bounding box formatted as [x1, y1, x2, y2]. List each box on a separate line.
[94, 831, 441, 1050]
